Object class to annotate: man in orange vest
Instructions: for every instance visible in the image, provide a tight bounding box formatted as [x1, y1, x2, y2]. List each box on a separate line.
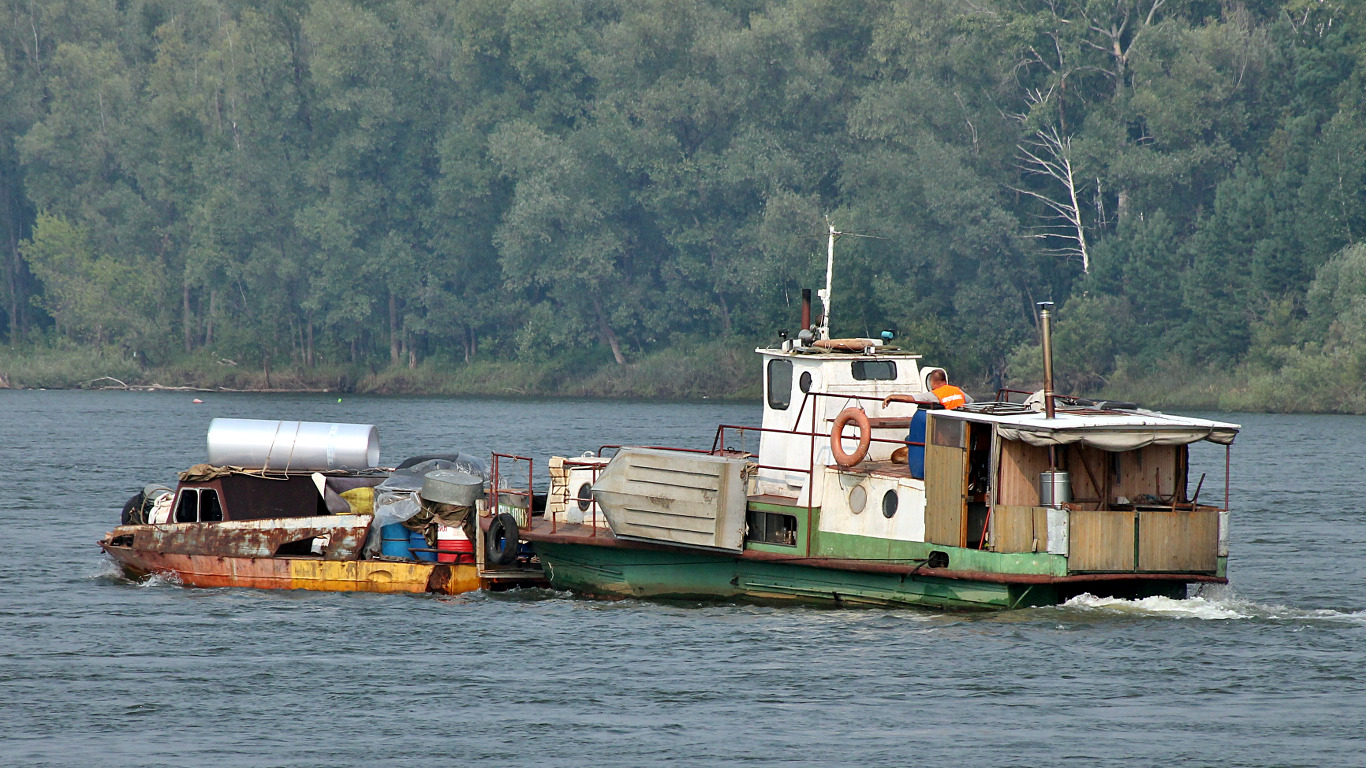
[879, 369, 969, 410]
[927, 369, 968, 409]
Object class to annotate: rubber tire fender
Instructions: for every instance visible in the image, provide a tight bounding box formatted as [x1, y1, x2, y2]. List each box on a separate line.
[830, 407, 872, 468]
[485, 512, 521, 566]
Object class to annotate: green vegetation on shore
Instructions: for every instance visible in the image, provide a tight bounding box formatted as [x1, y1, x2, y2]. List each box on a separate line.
[0, 339, 764, 401]
[2, 1, 1366, 413]
[7, 337, 1365, 415]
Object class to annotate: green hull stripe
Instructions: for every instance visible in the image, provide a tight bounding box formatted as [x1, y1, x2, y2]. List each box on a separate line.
[535, 541, 1058, 611]
[811, 531, 1069, 577]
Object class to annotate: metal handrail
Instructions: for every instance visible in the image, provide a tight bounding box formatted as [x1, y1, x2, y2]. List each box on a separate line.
[489, 452, 534, 549]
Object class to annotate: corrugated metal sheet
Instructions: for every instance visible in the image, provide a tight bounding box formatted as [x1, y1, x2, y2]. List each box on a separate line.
[591, 448, 748, 552]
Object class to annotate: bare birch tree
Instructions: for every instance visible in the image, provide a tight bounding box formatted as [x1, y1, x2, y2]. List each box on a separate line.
[1011, 126, 1090, 274]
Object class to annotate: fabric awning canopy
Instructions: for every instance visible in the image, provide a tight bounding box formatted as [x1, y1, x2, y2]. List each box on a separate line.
[995, 425, 1238, 450]
[943, 407, 1240, 450]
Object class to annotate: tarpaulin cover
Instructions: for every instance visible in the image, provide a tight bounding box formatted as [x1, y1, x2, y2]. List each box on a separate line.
[178, 464, 237, 482]
[364, 455, 488, 555]
[995, 425, 1238, 450]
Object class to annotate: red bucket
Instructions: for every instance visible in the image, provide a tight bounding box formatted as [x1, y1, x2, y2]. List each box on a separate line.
[436, 525, 474, 564]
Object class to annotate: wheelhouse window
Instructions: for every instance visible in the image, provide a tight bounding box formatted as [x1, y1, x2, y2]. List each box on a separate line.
[767, 359, 793, 410]
[173, 488, 223, 523]
[201, 489, 223, 521]
[174, 490, 197, 523]
[931, 417, 965, 448]
[746, 509, 799, 546]
[852, 360, 897, 381]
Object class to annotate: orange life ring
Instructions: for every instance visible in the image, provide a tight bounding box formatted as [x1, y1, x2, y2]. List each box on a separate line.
[830, 407, 871, 467]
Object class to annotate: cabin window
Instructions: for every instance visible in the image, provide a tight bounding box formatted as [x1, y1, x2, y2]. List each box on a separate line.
[200, 490, 223, 522]
[882, 490, 899, 518]
[848, 485, 867, 514]
[931, 417, 964, 449]
[799, 371, 813, 393]
[852, 360, 897, 381]
[746, 509, 798, 546]
[576, 483, 593, 512]
[767, 359, 793, 410]
[174, 490, 198, 523]
[174, 488, 223, 523]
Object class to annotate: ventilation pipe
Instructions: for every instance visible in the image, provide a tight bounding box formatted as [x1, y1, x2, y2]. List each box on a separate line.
[1036, 301, 1070, 505]
[1038, 301, 1056, 420]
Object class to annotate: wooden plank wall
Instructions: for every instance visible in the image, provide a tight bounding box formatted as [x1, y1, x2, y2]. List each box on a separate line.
[924, 442, 966, 546]
[1110, 445, 1181, 502]
[1063, 445, 1107, 509]
[996, 440, 1051, 507]
[1138, 510, 1219, 572]
[990, 505, 1049, 553]
[1068, 509, 1136, 571]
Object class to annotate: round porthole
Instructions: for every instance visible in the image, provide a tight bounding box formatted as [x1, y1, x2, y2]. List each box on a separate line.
[882, 490, 899, 518]
[849, 485, 867, 514]
[576, 482, 593, 511]
[799, 371, 813, 393]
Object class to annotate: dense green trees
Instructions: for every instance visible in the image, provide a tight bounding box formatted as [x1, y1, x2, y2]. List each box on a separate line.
[1, 0, 1363, 405]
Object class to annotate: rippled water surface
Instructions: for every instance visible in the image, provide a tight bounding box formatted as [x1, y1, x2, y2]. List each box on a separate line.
[2, 391, 1363, 767]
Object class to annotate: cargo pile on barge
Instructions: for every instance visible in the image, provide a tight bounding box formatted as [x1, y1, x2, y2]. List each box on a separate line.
[99, 418, 546, 594]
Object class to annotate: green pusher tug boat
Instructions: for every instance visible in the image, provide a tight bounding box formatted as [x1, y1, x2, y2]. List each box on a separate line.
[509, 238, 1239, 610]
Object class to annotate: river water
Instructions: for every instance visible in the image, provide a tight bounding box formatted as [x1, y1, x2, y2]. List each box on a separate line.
[1, 391, 1363, 767]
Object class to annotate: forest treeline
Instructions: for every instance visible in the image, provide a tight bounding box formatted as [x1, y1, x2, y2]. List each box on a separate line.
[1, 0, 1364, 408]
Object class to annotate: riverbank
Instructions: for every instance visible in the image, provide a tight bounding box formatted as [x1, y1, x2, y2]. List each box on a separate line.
[1097, 357, 1366, 415]
[0, 342, 763, 401]
[3, 343, 1362, 413]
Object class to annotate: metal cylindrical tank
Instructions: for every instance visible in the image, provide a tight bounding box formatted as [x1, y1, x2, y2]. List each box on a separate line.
[906, 409, 927, 480]
[206, 418, 379, 471]
[420, 470, 483, 507]
[380, 523, 411, 559]
[409, 529, 437, 562]
[1040, 470, 1072, 507]
[436, 525, 474, 564]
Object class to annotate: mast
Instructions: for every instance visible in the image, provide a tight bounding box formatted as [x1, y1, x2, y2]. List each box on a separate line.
[818, 221, 835, 340]
[816, 220, 881, 341]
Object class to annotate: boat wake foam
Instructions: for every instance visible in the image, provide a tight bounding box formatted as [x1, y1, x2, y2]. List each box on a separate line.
[1063, 593, 1249, 620]
[136, 571, 184, 588]
[90, 559, 184, 588]
[89, 559, 128, 582]
[1061, 587, 1366, 625]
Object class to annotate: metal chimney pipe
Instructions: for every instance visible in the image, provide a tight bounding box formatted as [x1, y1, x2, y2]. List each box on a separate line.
[1039, 301, 1056, 419]
[800, 288, 812, 331]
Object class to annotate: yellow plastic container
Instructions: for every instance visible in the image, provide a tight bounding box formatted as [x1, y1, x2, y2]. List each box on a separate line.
[339, 487, 375, 516]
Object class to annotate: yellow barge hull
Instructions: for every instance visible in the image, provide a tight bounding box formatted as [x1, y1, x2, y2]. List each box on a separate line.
[101, 545, 485, 594]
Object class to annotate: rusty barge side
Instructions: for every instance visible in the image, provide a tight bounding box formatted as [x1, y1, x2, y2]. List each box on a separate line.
[102, 462, 547, 596]
[99, 514, 483, 594]
[101, 542, 481, 594]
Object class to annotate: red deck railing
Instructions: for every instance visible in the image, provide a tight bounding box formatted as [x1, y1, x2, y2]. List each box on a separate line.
[492, 391, 931, 552]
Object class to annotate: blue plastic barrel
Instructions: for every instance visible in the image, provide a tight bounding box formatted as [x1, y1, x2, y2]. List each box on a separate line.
[907, 409, 927, 480]
[410, 529, 437, 562]
[380, 523, 411, 559]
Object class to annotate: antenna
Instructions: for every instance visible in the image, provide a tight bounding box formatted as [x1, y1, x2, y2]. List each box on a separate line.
[818, 216, 885, 340]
